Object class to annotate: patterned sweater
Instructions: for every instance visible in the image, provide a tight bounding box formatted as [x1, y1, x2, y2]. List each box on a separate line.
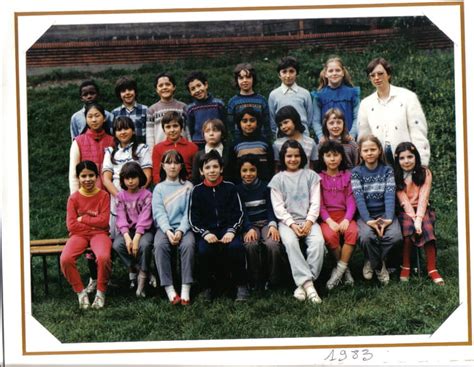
[351, 163, 396, 222]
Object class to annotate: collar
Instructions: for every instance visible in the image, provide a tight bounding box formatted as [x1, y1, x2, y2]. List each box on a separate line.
[79, 187, 100, 197]
[121, 102, 138, 111]
[205, 143, 223, 156]
[376, 84, 398, 103]
[280, 83, 298, 94]
[164, 136, 186, 146]
[203, 176, 223, 187]
[243, 177, 261, 190]
[85, 128, 106, 141]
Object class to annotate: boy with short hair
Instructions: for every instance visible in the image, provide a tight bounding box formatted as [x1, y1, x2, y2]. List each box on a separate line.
[151, 111, 198, 184]
[111, 76, 148, 144]
[189, 150, 248, 302]
[185, 71, 226, 148]
[146, 71, 188, 149]
[227, 63, 272, 140]
[70, 80, 113, 139]
[268, 56, 313, 136]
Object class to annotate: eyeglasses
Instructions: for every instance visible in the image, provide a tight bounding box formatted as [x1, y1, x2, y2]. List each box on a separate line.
[369, 71, 386, 79]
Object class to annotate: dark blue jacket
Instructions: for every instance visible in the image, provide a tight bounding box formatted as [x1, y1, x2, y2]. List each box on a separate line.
[189, 180, 244, 238]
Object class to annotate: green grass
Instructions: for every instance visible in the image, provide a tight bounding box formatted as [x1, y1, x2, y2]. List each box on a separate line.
[31, 248, 459, 342]
[27, 37, 459, 342]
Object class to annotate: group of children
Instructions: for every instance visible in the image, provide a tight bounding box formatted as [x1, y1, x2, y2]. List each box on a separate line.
[60, 55, 444, 310]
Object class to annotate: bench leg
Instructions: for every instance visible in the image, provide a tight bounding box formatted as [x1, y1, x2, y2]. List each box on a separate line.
[57, 255, 62, 290]
[42, 256, 49, 295]
[31, 257, 35, 301]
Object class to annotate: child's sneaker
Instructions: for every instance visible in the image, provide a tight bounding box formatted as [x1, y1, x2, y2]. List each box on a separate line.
[91, 292, 105, 309]
[77, 290, 90, 310]
[376, 262, 390, 285]
[136, 272, 147, 298]
[326, 268, 342, 290]
[362, 260, 373, 280]
[129, 272, 137, 289]
[305, 285, 322, 304]
[344, 269, 355, 286]
[85, 278, 97, 294]
[293, 285, 306, 301]
[148, 274, 158, 288]
[235, 286, 249, 301]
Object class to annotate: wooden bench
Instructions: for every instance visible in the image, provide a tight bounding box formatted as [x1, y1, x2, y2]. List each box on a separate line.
[30, 238, 68, 298]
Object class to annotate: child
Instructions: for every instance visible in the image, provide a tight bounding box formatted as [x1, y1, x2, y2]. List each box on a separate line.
[60, 160, 112, 309]
[146, 72, 188, 149]
[316, 141, 358, 289]
[272, 105, 318, 171]
[268, 140, 325, 304]
[227, 63, 272, 140]
[70, 80, 113, 140]
[185, 71, 226, 148]
[103, 116, 152, 240]
[111, 76, 148, 144]
[320, 108, 359, 169]
[351, 135, 403, 285]
[69, 102, 114, 194]
[189, 150, 248, 302]
[153, 150, 195, 305]
[394, 142, 444, 285]
[311, 56, 360, 141]
[191, 118, 228, 184]
[268, 56, 313, 136]
[113, 162, 154, 297]
[236, 154, 286, 290]
[152, 111, 198, 184]
[227, 107, 274, 182]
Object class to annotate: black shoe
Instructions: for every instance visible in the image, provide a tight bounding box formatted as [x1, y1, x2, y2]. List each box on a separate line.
[201, 288, 212, 302]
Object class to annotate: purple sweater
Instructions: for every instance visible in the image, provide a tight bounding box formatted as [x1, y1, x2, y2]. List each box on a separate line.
[115, 188, 153, 235]
[319, 170, 356, 222]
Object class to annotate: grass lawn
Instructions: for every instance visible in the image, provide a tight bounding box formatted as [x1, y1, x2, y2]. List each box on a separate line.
[27, 40, 460, 343]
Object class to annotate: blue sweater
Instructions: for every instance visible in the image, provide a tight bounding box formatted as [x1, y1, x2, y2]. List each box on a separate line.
[227, 133, 274, 183]
[189, 180, 244, 237]
[186, 94, 226, 144]
[152, 180, 193, 234]
[351, 163, 396, 222]
[311, 84, 360, 139]
[227, 93, 271, 140]
[236, 179, 277, 232]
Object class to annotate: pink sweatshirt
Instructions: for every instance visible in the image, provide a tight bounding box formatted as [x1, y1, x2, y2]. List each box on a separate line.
[319, 170, 356, 222]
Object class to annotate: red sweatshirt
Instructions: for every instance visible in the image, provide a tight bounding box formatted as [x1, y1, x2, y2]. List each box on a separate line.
[66, 187, 110, 237]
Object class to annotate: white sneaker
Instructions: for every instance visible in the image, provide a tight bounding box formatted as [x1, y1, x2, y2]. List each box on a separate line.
[136, 273, 147, 298]
[344, 269, 355, 286]
[77, 291, 90, 310]
[305, 286, 322, 304]
[85, 278, 97, 294]
[149, 274, 158, 288]
[362, 260, 373, 280]
[91, 293, 105, 309]
[293, 286, 306, 301]
[326, 268, 342, 290]
[376, 262, 390, 285]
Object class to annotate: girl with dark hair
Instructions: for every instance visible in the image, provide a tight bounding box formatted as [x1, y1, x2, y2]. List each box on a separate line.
[316, 141, 358, 289]
[153, 150, 195, 305]
[272, 105, 318, 171]
[112, 161, 154, 297]
[60, 161, 112, 309]
[102, 116, 152, 239]
[69, 102, 114, 194]
[268, 140, 325, 304]
[393, 142, 444, 285]
[227, 107, 274, 182]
